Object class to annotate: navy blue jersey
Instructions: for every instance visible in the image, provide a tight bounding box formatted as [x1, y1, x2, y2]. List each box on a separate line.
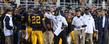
[20, 13, 27, 30]
[28, 14, 44, 30]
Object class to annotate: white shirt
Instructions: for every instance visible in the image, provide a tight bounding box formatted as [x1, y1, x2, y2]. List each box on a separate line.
[72, 16, 85, 30]
[83, 14, 95, 33]
[3, 14, 13, 36]
[45, 12, 68, 31]
[102, 16, 105, 28]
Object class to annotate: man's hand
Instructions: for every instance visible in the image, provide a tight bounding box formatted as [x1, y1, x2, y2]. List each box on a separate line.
[94, 29, 98, 32]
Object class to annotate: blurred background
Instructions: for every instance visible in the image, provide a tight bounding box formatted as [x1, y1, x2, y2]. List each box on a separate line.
[0, 0, 109, 10]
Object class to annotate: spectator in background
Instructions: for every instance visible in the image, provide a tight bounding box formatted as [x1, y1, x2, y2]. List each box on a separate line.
[90, 5, 97, 19]
[19, 7, 28, 44]
[98, 9, 109, 44]
[90, 6, 99, 43]
[13, 8, 19, 44]
[107, 8, 109, 44]
[3, 9, 14, 44]
[0, 7, 5, 44]
[0, 8, 9, 44]
[96, 8, 102, 30]
[13, 8, 23, 44]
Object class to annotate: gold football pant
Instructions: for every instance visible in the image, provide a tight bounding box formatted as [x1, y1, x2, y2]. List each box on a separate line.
[31, 30, 43, 44]
[27, 26, 32, 41]
[27, 27, 32, 41]
[59, 38, 62, 44]
[70, 31, 76, 44]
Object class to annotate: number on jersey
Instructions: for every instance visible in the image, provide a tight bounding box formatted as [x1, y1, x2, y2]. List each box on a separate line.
[31, 16, 41, 24]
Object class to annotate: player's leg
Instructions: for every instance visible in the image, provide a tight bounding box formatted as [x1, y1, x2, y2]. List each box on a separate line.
[17, 30, 21, 44]
[54, 33, 60, 44]
[21, 30, 26, 44]
[31, 31, 37, 44]
[89, 33, 93, 44]
[13, 26, 18, 44]
[74, 30, 79, 44]
[70, 31, 76, 44]
[43, 30, 54, 44]
[86, 33, 93, 44]
[81, 29, 85, 44]
[48, 31, 54, 44]
[43, 31, 48, 44]
[59, 38, 62, 44]
[60, 30, 68, 44]
[18, 30, 25, 44]
[27, 26, 32, 42]
[5, 36, 13, 44]
[37, 30, 43, 44]
[93, 31, 98, 44]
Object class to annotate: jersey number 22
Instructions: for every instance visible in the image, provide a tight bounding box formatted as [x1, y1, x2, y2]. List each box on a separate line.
[32, 16, 41, 24]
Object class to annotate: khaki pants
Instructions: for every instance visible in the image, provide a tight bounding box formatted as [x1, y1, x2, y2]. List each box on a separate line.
[85, 33, 93, 44]
[5, 36, 13, 44]
[44, 31, 54, 44]
[73, 29, 85, 44]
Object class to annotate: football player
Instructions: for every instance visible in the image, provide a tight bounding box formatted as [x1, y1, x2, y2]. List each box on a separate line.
[25, 9, 33, 44]
[28, 8, 44, 44]
[18, 8, 27, 44]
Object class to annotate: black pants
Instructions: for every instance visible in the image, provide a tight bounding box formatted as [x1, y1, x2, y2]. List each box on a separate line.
[98, 28, 106, 44]
[54, 30, 68, 44]
[0, 31, 5, 44]
[13, 30, 18, 44]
